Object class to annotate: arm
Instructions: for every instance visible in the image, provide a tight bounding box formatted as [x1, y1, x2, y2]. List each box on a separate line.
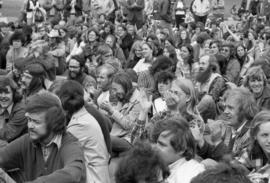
[0, 135, 25, 170]
[5, 49, 12, 72]
[0, 103, 28, 142]
[49, 43, 66, 57]
[224, 26, 241, 42]
[197, 140, 229, 161]
[111, 101, 141, 130]
[225, 59, 241, 84]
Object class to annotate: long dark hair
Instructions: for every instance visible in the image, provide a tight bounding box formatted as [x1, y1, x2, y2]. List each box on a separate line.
[112, 72, 134, 104]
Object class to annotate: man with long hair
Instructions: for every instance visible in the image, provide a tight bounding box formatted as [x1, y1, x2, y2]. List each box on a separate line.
[0, 91, 86, 182]
[196, 54, 226, 122]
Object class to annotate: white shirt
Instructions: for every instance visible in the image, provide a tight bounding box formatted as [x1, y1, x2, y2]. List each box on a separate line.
[67, 107, 110, 183]
[192, 0, 210, 16]
[133, 58, 152, 73]
[153, 97, 167, 115]
[167, 158, 205, 183]
[97, 90, 110, 108]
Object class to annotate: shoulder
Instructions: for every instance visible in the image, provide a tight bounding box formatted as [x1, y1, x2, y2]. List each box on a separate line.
[185, 159, 205, 171]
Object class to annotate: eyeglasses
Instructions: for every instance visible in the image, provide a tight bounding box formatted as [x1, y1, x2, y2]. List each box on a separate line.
[221, 48, 230, 52]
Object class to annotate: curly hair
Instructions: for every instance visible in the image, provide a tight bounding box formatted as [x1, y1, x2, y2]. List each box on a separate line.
[111, 72, 134, 104]
[191, 162, 252, 183]
[115, 141, 170, 183]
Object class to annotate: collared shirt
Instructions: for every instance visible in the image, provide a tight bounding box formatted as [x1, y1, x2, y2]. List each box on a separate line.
[232, 120, 248, 139]
[167, 158, 205, 183]
[41, 134, 62, 162]
[0, 132, 86, 183]
[0, 103, 13, 129]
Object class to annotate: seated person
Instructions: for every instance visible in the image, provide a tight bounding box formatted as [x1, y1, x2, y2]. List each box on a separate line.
[236, 111, 270, 173]
[152, 117, 205, 183]
[243, 66, 270, 110]
[0, 76, 27, 144]
[0, 91, 86, 183]
[152, 71, 174, 115]
[100, 72, 141, 155]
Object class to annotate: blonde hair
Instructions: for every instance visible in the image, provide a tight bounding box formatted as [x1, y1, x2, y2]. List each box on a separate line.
[173, 78, 204, 123]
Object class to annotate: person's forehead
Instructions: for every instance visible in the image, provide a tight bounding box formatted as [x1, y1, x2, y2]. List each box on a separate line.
[200, 56, 209, 63]
[225, 96, 239, 107]
[98, 68, 109, 76]
[158, 130, 174, 142]
[25, 111, 46, 120]
[69, 59, 80, 66]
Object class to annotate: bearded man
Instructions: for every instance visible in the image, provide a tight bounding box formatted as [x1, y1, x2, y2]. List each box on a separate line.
[195, 54, 226, 122]
[67, 55, 96, 93]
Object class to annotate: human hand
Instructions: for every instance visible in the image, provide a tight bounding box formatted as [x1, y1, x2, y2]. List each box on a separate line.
[100, 101, 113, 114]
[163, 90, 179, 108]
[138, 88, 153, 113]
[190, 121, 204, 147]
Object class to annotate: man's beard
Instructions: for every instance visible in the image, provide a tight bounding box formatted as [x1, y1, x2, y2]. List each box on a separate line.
[69, 70, 81, 79]
[196, 67, 212, 84]
[29, 130, 52, 145]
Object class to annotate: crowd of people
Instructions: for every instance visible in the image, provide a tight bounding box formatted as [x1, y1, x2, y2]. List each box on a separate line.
[1, 0, 270, 182]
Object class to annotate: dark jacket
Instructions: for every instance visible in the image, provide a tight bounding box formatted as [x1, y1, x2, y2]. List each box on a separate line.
[64, 0, 83, 18]
[152, 0, 172, 23]
[0, 102, 28, 143]
[0, 132, 86, 183]
[119, 33, 134, 60]
[126, 0, 145, 21]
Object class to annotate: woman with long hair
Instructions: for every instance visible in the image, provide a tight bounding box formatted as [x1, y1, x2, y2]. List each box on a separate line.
[126, 40, 143, 69]
[237, 111, 270, 173]
[235, 44, 254, 83]
[176, 44, 195, 82]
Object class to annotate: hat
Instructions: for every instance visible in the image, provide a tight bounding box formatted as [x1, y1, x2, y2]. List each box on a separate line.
[24, 62, 46, 77]
[47, 29, 61, 38]
[14, 57, 34, 71]
[0, 22, 8, 28]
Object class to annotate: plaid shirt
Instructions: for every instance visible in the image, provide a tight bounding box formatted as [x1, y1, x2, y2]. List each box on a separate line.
[130, 111, 184, 143]
[237, 148, 268, 171]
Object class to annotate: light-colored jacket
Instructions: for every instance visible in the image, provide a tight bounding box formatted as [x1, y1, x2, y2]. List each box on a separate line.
[110, 89, 141, 143]
[192, 0, 210, 17]
[68, 107, 111, 183]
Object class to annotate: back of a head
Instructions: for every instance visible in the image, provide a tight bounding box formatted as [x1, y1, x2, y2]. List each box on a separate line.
[191, 163, 252, 183]
[150, 56, 174, 76]
[115, 141, 169, 183]
[56, 80, 84, 115]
